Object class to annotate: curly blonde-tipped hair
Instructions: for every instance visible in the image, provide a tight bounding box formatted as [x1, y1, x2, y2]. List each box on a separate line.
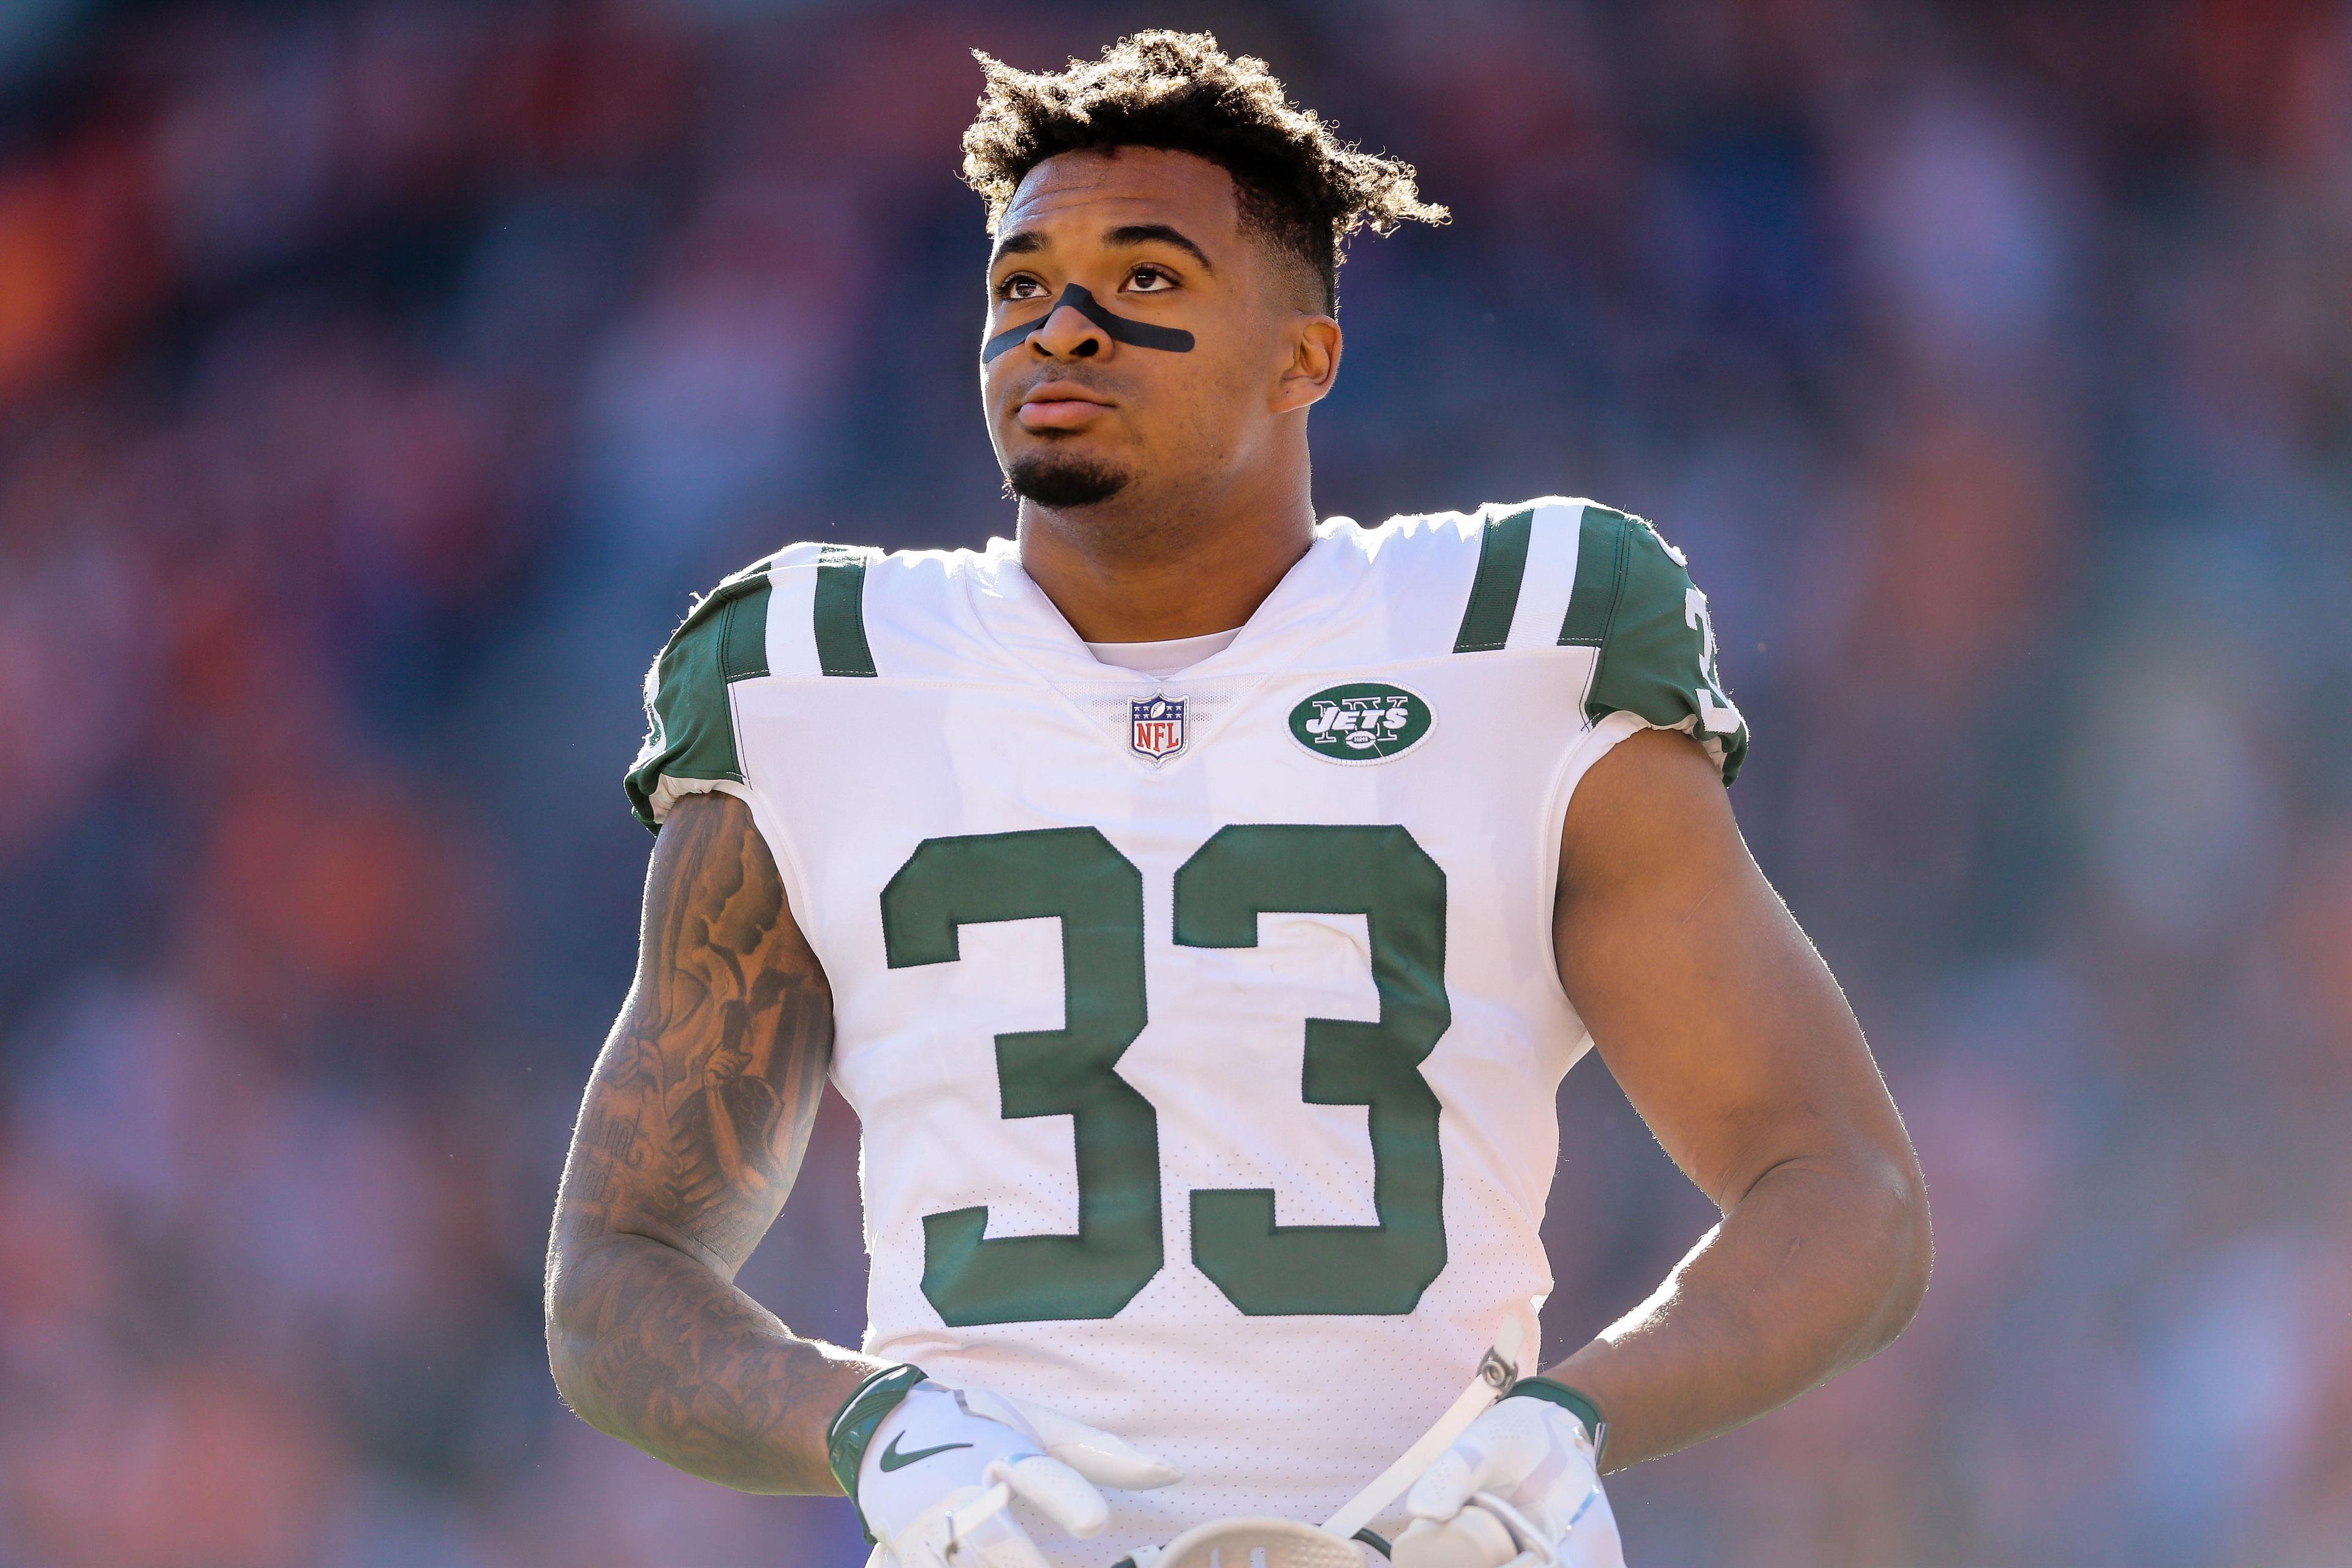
[960, 31, 1446, 311]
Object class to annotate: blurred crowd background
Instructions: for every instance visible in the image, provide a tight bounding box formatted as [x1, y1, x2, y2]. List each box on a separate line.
[3, 1, 2350, 1564]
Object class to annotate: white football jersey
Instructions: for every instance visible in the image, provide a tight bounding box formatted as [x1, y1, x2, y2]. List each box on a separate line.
[625, 500, 1746, 1565]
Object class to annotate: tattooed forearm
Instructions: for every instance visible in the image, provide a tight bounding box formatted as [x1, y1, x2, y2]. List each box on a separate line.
[551, 1231, 872, 1491]
[546, 791, 880, 1493]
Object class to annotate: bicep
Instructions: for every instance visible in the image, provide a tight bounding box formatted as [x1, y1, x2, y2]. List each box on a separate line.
[1552, 728, 1908, 1209]
[552, 790, 835, 1279]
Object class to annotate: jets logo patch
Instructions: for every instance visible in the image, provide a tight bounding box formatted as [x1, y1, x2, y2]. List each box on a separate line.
[1287, 682, 1435, 764]
[1131, 694, 1186, 761]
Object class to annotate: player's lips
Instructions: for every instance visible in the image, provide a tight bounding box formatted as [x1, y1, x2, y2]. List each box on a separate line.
[1016, 382, 1114, 431]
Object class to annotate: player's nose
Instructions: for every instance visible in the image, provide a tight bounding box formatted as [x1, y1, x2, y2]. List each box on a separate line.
[1030, 299, 1107, 359]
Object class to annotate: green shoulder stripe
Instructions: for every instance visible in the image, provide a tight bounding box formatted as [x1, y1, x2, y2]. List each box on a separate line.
[815, 545, 878, 678]
[1556, 505, 1627, 648]
[623, 562, 775, 832]
[1559, 507, 1749, 783]
[1450, 507, 1535, 653]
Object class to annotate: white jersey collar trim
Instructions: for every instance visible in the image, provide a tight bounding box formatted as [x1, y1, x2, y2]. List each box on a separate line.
[964, 520, 1367, 687]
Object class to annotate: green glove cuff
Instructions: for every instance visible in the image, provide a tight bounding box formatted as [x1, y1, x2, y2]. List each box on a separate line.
[826, 1363, 927, 1542]
[1506, 1376, 1608, 1466]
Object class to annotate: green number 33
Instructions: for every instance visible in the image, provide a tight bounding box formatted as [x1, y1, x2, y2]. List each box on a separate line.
[880, 824, 1450, 1325]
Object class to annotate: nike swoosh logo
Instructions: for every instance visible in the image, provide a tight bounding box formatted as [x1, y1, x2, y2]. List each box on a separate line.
[878, 1434, 974, 1472]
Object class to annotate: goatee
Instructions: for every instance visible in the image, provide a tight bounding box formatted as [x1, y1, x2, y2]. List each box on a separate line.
[1007, 450, 1129, 509]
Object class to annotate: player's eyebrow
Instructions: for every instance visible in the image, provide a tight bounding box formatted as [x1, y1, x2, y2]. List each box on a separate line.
[1103, 224, 1216, 271]
[991, 229, 1047, 266]
[989, 224, 1218, 274]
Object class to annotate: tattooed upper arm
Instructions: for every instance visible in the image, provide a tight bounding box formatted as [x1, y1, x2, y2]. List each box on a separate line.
[552, 790, 835, 1281]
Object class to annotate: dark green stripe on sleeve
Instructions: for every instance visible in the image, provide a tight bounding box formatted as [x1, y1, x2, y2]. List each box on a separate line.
[1557, 503, 1628, 647]
[717, 578, 771, 680]
[815, 546, 878, 678]
[1450, 507, 1535, 653]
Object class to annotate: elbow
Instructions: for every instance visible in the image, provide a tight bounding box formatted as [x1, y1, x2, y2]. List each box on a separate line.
[543, 1237, 612, 1422]
[1872, 1153, 1933, 1350]
[545, 1318, 589, 1420]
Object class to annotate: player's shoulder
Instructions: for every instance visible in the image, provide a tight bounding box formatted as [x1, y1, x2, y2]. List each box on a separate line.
[622, 538, 995, 829]
[1342, 496, 1748, 780]
[660, 537, 1000, 682]
[1336, 494, 1677, 653]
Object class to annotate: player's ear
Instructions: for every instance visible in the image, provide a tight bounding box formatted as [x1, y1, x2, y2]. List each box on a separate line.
[1273, 311, 1342, 413]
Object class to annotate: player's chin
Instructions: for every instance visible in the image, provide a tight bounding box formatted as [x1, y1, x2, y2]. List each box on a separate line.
[1006, 447, 1131, 509]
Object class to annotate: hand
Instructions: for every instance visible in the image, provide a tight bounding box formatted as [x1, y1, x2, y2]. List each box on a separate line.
[857, 1379, 1181, 1568]
[1395, 1392, 1624, 1568]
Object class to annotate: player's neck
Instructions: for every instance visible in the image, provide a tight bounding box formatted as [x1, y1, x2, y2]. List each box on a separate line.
[1014, 461, 1316, 643]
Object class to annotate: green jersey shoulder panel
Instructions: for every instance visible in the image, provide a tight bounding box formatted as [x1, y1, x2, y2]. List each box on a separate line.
[624, 556, 775, 832]
[1558, 503, 1748, 783]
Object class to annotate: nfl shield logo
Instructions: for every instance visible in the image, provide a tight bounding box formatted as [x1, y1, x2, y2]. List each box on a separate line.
[1130, 694, 1186, 760]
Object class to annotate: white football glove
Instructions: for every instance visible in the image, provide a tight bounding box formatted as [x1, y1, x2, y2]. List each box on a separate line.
[848, 1375, 1180, 1568]
[1395, 1390, 1624, 1568]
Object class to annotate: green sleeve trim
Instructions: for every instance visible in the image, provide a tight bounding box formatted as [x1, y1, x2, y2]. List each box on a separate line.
[1506, 1376, 1607, 1461]
[815, 546, 878, 677]
[1558, 505, 1749, 785]
[1450, 507, 1534, 653]
[826, 1363, 927, 1541]
[622, 562, 775, 832]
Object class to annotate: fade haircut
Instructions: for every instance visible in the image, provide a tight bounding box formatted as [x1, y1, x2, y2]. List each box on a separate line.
[960, 31, 1447, 312]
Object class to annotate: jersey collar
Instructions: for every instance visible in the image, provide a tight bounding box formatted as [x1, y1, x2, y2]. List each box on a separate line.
[962, 519, 1369, 688]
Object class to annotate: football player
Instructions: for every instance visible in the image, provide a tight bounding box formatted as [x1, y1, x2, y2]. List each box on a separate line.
[546, 31, 1929, 1568]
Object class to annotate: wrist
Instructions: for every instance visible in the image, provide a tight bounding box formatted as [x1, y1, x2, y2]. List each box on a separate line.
[826, 1362, 928, 1536]
[1505, 1376, 1607, 1466]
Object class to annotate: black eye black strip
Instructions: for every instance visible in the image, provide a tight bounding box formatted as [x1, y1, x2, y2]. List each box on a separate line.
[981, 282, 1196, 363]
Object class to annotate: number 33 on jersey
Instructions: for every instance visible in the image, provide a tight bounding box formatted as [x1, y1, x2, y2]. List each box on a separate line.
[623, 499, 1745, 1555]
